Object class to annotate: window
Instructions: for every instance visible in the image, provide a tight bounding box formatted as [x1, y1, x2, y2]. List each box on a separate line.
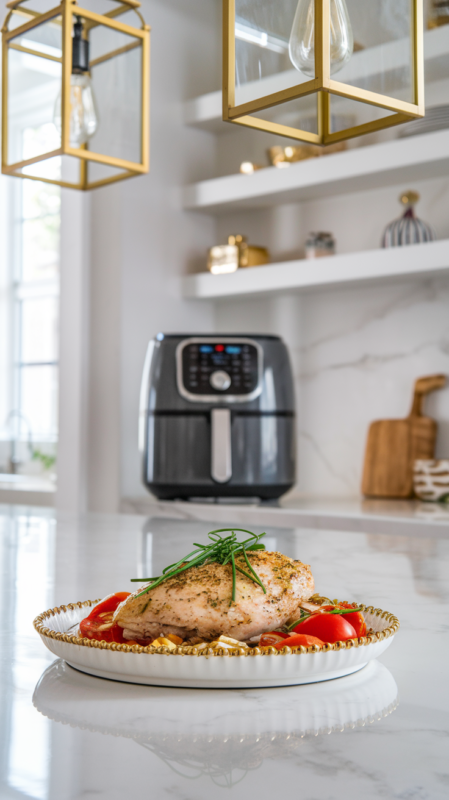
[0, 124, 60, 477]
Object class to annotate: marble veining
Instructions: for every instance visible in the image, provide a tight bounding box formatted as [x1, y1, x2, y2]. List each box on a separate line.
[296, 278, 449, 497]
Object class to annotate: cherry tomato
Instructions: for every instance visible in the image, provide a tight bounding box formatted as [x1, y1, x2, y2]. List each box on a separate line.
[292, 613, 357, 643]
[87, 592, 130, 616]
[259, 632, 290, 648]
[336, 603, 367, 637]
[273, 633, 324, 650]
[79, 592, 131, 643]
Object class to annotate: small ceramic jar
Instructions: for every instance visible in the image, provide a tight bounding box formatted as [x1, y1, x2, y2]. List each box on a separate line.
[305, 232, 335, 259]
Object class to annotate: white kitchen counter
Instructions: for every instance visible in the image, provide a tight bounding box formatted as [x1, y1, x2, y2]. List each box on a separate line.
[0, 473, 55, 507]
[0, 505, 448, 799]
[122, 494, 449, 536]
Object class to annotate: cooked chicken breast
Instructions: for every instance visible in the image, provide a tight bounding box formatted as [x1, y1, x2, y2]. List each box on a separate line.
[114, 550, 314, 643]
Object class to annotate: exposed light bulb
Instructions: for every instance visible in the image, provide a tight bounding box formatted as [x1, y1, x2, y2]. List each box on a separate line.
[289, 0, 354, 77]
[54, 73, 98, 148]
[53, 16, 98, 148]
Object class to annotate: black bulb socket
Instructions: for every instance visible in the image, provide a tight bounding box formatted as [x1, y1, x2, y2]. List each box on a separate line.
[72, 16, 90, 74]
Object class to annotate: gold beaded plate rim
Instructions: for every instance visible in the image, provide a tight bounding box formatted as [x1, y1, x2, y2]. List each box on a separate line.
[33, 598, 400, 658]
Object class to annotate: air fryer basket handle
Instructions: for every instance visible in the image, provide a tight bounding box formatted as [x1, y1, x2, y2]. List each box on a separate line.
[211, 409, 232, 483]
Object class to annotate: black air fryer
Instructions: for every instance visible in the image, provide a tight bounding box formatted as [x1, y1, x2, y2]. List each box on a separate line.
[139, 334, 296, 500]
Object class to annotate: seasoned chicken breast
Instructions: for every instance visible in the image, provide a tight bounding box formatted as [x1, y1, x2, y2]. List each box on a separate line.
[114, 550, 314, 643]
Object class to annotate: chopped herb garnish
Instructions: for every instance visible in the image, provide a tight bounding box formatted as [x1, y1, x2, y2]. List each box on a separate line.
[130, 528, 267, 606]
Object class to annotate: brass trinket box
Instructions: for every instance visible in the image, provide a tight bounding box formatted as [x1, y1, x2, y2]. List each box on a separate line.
[208, 235, 269, 275]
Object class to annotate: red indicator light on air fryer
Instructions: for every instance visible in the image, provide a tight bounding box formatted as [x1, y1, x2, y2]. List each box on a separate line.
[215, 344, 224, 352]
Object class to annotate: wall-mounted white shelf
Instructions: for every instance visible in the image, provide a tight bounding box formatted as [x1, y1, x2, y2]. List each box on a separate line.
[183, 130, 449, 213]
[184, 26, 449, 133]
[182, 239, 449, 300]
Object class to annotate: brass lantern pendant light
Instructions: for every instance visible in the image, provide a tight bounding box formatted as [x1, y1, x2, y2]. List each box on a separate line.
[223, 0, 425, 145]
[2, 0, 150, 190]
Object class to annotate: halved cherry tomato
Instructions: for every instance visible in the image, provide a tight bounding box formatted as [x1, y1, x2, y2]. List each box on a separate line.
[259, 631, 290, 648]
[336, 603, 367, 637]
[292, 613, 357, 643]
[273, 633, 324, 650]
[79, 592, 131, 643]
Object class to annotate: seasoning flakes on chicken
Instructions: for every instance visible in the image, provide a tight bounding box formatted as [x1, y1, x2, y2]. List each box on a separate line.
[114, 550, 314, 643]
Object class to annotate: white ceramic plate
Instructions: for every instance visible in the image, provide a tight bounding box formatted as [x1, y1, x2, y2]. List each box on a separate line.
[34, 600, 399, 688]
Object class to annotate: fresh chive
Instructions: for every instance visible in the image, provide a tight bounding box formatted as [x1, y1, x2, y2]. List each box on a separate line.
[131, 528, 267, 604]
[241, 547, 267, 594]
[230, 551, 237, 605]
[329, 607, 362, 615]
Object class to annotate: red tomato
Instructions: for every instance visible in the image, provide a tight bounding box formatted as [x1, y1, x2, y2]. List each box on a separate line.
[259, 632, 290, 647]
[336, 604, 367, 637]
[293, 613, 357, 643]
[79, 592, 131, 643]
[86, 592, 130, 617]
[273, 633, 324, 650]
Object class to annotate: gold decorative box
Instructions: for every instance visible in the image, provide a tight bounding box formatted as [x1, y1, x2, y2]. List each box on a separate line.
[208, 235, 269, 275]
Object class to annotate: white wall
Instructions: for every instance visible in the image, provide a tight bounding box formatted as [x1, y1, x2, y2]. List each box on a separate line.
[86, 0, 221, 509]
[1, 0, 13, 460]
[0, 171, 10, 448]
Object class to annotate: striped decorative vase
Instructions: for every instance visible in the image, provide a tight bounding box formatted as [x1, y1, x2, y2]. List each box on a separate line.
[414, 460, 449, 502]
[382, 191, 436, 248]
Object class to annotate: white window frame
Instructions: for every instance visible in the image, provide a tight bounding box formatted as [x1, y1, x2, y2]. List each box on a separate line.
[1, 80, 61, 463]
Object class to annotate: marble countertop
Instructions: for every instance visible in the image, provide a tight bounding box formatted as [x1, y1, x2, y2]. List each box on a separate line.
[123, 494, 449, 536]
[1, 505, 448, 799]
[0, 473, 55, 507]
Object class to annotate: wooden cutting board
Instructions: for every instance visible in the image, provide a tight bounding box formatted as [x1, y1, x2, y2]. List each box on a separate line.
[362, 374, 446, 498]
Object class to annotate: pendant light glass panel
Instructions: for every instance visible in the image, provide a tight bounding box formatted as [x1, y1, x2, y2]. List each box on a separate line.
[224, 0, 424, 145]
[250, 96, 319, 137]
[342, 0, 414, 104]
[2, 0, 150, 190]
[6, 16, 62, 167]
[88, 20, 142, 165]
[328, 93, 397, 137]
[234, 0, 301, 107]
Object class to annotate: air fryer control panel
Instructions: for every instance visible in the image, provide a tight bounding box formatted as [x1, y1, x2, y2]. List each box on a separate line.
[177, 338, 262, 402]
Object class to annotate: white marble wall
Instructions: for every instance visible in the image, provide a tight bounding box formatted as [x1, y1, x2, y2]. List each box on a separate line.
[215, 276, 449, 498]
[296, 276, 449, 496]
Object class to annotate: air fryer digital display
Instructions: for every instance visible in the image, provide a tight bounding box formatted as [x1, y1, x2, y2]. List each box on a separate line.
[178, 339, 261, 400]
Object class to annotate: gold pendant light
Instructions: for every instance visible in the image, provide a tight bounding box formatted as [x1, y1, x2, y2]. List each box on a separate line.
[2, 0, 150, 190]
[223, 0, 424, 145]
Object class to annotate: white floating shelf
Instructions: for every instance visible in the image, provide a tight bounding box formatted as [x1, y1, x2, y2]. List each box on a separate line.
[185, 26, 449, 134]
[182, 239, 449, 300]
[183, 130, 449, 213]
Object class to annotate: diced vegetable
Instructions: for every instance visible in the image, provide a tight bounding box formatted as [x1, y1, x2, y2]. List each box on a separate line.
[151, 637, 177, 650]
[273, 633, 324, 649]
[196, 635, 248, 651]
[259, 632, 290, 648]
[165, 634, 183, 645]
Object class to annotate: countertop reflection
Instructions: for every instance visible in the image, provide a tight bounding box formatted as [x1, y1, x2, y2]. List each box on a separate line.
[1, 506, 448, 799]
[33, 659, 398, 788]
